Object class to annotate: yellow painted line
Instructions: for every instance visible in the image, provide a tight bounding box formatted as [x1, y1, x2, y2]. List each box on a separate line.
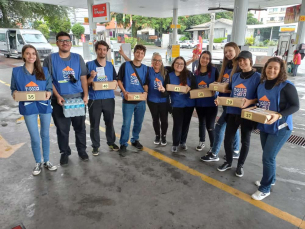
[84, 119, 305, 228]
[0, 80, 6, 84]
[5, 84, 10, 86]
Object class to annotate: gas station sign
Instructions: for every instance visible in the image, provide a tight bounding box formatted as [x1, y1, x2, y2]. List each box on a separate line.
[92, 2, 110, 23]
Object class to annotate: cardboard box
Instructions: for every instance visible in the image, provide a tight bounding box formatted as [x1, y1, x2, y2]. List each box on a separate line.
[241, 107, 277, 124]
[209, 82, 229, 93]
[125, 92, 147, 101]
[92, 81, 117, 91]
[190, 88, 214, 99]
[217, 97, 244, 108]
[14, 91, 47, 102]
[166, 84, 188, 93]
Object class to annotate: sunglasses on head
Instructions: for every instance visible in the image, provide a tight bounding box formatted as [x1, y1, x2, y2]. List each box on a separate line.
[68, 74, 77, 83]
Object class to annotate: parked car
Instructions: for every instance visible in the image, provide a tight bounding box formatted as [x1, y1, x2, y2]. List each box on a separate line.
[0, 28, 53, 60]
[180, 40, 194, 49]
[220, 39, 228, 49]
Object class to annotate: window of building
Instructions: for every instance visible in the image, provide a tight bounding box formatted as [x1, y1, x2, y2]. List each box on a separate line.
[261, 18, 264, 22]
[281, 8, 286, 12]
[279, 17, 284, 21]
[270, 17, 275, 21]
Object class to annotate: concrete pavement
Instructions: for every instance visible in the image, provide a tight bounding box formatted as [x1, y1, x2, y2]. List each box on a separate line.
[0, 55, 305, 229]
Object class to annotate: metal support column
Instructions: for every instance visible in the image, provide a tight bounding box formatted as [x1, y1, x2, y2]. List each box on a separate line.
[87, 0, 97, 42]
[172, 8, 178, 45]
[297, 0, 305, 47]
[231, 0, 249, 46]
[209, 13, 215, 52]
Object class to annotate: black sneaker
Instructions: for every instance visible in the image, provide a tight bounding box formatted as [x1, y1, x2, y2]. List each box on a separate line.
[119, 145, 127, 157]
[60, 153, 69, 165]
[109, 143, 119, 151]
[79, 152, 89, 161]
[92, 148, 99, 156]
[161, 135, 167, 146]
[154, 135, 160, 145]
[200, 152, 219, 162]
[132, 140, 143, 150]
[223, 151, 240, 161]
[217, 162, 232, 172]
[235, 165, 244, 177]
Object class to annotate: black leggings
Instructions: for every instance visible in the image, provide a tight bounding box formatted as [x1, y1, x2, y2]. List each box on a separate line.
[172, 107, 194, 146]
[196, 106, 218, 147]
[147, 101, 168, 136]
[224, 114, 256, 166]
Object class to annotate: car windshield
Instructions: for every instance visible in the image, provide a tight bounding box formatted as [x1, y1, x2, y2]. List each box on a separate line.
[22, 33, 47, 43]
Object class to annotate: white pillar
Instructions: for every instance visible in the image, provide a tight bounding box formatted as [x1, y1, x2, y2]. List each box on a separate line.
[193, 30, 198, 41]
[297, 0, 305, 47]
[209, 13, 215, 52]
[231, 0, 249, 46]
[172, 8, 178, 45]
[87, 0, 97, 42]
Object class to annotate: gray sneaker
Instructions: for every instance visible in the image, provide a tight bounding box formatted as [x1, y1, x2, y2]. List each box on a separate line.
[171, 146, 178, 153]
[172, 146, 186, 157]
[43, 161, 57, 171]
[179, 143, 188, 150]
[32, 163, 42, 176]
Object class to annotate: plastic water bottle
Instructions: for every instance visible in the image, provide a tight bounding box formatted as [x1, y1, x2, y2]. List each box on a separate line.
[70, 99, 76, 117]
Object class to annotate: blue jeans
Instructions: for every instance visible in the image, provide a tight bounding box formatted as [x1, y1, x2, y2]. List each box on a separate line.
[211, 106, 240, 155]
[293, 64, 299, 76]
[24, 113, 51, 163]
[258, 128, 292, 193]
[120, 101, 146, 147]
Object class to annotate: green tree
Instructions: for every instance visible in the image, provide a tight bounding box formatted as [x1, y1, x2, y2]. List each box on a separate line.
[37, 24, 50, 40]
[247, 12, 262, 25]
[0, 0, 69, 28]
[46, 17, 71, 34]
[71, 23, 85, 45]
[33, 20, 43, 30]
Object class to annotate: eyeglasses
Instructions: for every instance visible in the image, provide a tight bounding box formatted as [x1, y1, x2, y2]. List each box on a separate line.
[57, 39, 71, 43]
[174, 63, 184, 67]
[153, 59, 162, 63]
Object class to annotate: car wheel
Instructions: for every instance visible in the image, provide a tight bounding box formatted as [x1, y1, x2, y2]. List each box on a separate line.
[5, 54, 10, 58]
[213, 46, 216, 50]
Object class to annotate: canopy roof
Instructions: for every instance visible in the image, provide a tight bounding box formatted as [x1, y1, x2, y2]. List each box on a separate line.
[18, 0, 302, 18]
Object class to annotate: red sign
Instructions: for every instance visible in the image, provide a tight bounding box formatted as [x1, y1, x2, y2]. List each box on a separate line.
[92, 3, 108, 18]
[284, 4, 301, 24]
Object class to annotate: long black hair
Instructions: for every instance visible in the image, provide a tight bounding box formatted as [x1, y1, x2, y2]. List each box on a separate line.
[195, 50, 213, 77]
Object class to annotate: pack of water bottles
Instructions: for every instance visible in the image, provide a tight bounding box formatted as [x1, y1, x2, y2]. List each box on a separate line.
[63, 97, 86, 118]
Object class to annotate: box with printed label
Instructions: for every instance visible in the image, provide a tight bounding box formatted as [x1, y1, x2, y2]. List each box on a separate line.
[208, 82, 229, 93]
[216, 97, 244, 108]
[190, 88, 214, 99]
[14, 91, 47, 102]
[125, 92, 147, 101]
[166, 84, 188, 93]
[92, 81, 117, 91]
[241, 107, 278, 124]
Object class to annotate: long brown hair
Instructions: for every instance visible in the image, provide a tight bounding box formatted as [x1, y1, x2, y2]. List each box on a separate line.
[260, 57, 287, 86]
[218, 42, 240, 82]
[22, 45, 45, 81]
[195, 51, 213, 77]
[171, 56, 189, 86]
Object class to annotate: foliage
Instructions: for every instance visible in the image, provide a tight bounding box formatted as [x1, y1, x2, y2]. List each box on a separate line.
[0, 0, 69, 28]
[263, 39, 270, 46]
[245, 35, 254, 45]
[37, 24, 50, 40]
[247, 12, 262, 25]
[258, 42, 264, 47]
[71, 23, 85, 39]
[214, 37, 226, 43]
[179, 36, 188, 41]
[269, 40, 278, 46]
[46, 17, 71, 34]
[137, 38, 154, 45]
[33, 20, 43, 30]
[110, 37, 117, 40]
[216, 12, 233, 20]
[125, 37, 137, 49]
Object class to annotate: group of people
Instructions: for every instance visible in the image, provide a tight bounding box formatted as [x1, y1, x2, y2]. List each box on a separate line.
[10, 31, 299, 201]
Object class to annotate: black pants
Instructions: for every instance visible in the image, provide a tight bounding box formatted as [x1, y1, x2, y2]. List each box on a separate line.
[224, 114, 256, 165]
[147, 101, 168, 136]
[172, 107, 194, 146]
[196, 106, 218, 147]
[51, 99, 86, 155]
[88, 98, 116, 148]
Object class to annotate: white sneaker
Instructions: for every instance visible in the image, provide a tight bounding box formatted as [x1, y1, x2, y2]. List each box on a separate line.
[251, 190, 270, 200]
[196, 142, 205, 151]
[44, 161, 57, 171]
[32, 163, 42, 176]
[255, 181, 275, 187]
